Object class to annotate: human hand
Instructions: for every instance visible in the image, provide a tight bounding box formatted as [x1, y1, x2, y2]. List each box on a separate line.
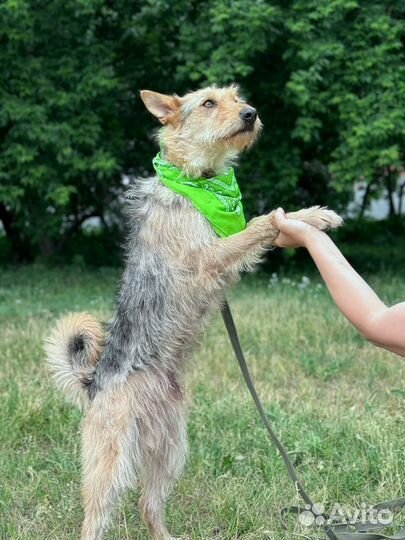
[273, 208, 317, 248]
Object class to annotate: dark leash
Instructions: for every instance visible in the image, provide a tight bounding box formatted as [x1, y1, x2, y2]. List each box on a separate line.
[221, 299, 405, 540]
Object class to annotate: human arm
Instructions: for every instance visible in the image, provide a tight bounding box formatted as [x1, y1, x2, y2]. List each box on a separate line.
[274, 208, 405, 356]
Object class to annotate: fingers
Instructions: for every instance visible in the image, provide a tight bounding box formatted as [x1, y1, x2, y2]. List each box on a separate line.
[274, 207, 286, 229]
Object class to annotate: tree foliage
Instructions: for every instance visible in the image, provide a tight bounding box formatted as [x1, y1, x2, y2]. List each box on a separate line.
[0, 0, 404, 260]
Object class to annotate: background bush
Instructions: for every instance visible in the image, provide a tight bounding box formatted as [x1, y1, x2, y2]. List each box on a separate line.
[2, 217, 399, 275]
[0, 0, 404, 263]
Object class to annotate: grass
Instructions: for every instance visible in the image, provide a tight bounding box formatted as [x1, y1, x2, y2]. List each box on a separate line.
[0, 265, 404, 540]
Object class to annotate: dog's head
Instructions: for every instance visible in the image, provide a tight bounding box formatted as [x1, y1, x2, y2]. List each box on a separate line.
[140, 85, 262, 177]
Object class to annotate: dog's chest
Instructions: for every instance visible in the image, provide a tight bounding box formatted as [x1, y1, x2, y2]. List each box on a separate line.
[135, 177, 240, 290]
[147, 182, 217, 252]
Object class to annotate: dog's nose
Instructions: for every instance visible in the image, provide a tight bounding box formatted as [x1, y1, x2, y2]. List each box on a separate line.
[240, 107, 257, 124]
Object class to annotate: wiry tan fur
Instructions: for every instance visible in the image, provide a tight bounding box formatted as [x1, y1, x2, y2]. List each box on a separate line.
[80, 369, 186, 540]
[142, 84, 262, 177]
[45, 85, 342, 540]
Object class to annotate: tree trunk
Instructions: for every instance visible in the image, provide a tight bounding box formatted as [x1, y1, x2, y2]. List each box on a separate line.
[0, 203, 31, 261]
[38, 236, 57, 258]
[397, 182, 404, 216]
[359, 179, 374, 218]
[385, 172, 396, 218]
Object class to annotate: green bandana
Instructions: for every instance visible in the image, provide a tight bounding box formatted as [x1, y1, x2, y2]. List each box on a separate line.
[152, 152, 246, 237]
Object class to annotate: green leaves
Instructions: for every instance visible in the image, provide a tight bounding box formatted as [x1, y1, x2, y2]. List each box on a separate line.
[176, 0, 281, 84]
[0, 0, 404, 260]
[47, 185, 77, 207]
[284, 0, 405, 192]
[0, 0, 122, 258]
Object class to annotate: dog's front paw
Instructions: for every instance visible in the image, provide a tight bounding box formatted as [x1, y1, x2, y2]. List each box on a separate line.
[312, 207, 343, 230]
[286, 206, 343, 231]
[247, 211, 278, 242]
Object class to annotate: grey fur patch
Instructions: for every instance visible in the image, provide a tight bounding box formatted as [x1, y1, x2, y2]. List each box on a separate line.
[97, 250, 169, 378]
[69, 333, 94, 372]
[67, 332, 99, 399]
[92, 180, 181, 392]
[87, 379, 99, 401]
[69, 335, 85, 356]
[90, 174, 241, 395]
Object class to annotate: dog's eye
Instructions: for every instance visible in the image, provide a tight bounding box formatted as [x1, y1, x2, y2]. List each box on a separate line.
[202, 100, 215, 108]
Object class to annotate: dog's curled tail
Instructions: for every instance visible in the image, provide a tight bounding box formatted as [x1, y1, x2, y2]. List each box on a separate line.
[45, 313, 104, 409]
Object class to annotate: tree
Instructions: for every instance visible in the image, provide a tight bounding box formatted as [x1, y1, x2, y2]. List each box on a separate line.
[0, 0, 122, 259]
[173, 0, 405, 214]
[284, 0, 405, 202]
[0, 0, 404, 261]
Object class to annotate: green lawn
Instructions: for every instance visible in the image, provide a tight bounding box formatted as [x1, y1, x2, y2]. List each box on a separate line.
[0, 265, 404, 540]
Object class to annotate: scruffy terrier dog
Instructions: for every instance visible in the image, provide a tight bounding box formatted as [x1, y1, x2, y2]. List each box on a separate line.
[45, 85, 341, 540]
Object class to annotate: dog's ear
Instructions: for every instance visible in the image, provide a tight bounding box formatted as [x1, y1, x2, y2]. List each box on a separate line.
[140, 90, 181, 125]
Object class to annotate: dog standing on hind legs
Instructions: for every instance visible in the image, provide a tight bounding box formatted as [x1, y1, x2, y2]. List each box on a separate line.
[45, 85, 342, 540]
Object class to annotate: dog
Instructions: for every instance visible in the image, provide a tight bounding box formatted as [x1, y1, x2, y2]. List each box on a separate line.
[45, 85, 342, 540]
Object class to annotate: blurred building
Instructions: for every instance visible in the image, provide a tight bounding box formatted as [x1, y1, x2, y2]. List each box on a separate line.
[347, 171, 405, 219]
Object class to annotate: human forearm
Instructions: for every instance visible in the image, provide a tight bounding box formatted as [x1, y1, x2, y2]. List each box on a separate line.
[274, 208, 405, 356]
[305, 230, 387, 340]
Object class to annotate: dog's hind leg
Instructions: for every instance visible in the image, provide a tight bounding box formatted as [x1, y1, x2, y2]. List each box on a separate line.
[80, 394, 137, 540]
[138, 402, 187, 540]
